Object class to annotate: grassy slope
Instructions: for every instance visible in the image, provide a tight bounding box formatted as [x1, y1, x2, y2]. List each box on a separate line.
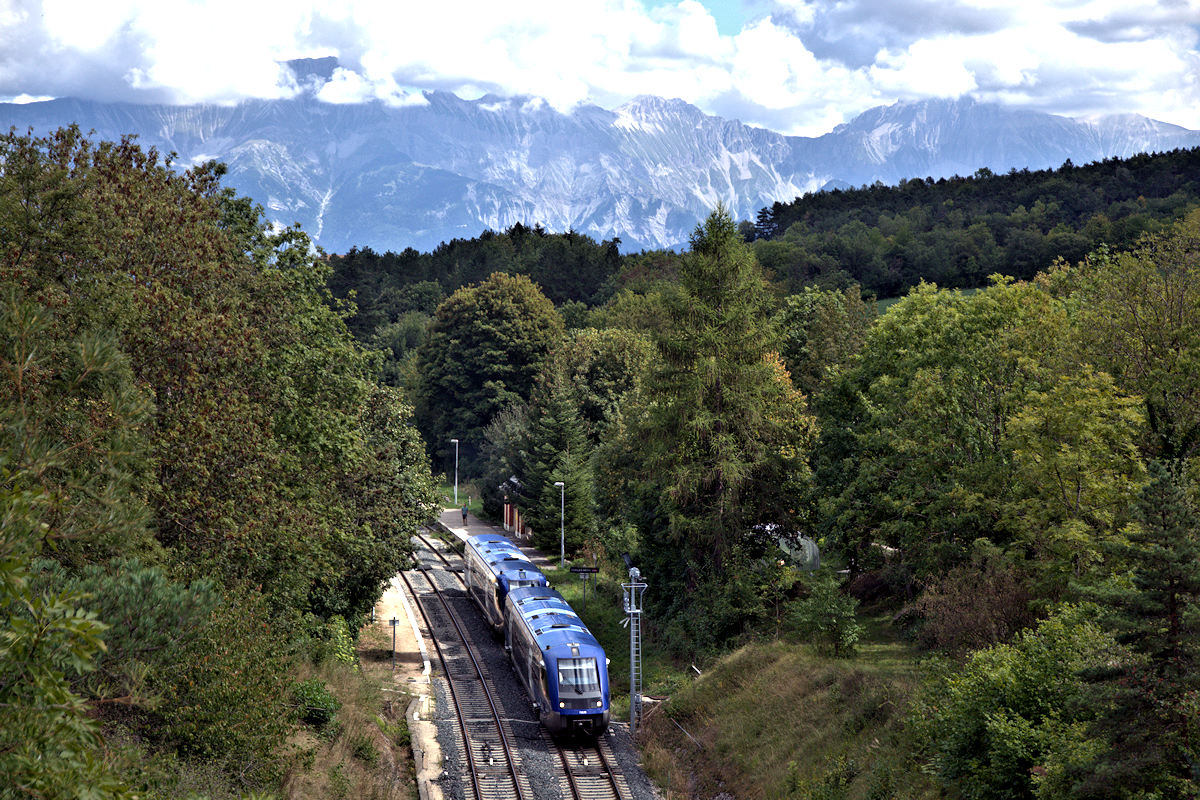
[281, 626, 417, 800]
[496, 546, 937, 800]
[608, 598, 935, 800]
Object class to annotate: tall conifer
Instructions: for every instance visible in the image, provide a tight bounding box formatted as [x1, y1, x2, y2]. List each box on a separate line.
[1075, 461, 1200, 799]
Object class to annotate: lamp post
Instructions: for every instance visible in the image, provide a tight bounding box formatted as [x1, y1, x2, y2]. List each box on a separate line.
[553, 481, 565, 569]
[450, 438, 459, 504]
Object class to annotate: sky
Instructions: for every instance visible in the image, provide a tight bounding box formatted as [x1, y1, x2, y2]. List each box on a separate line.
[2, 0, 1198, 136]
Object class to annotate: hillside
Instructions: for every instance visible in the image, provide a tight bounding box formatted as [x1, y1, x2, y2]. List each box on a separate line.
[751, 147, 1200, 297]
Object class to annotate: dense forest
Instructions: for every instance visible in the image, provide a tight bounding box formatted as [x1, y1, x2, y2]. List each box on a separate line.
[1, 128, 437, 798]
[328, 145, 1200, 799]
[750, 147, 1200, 296]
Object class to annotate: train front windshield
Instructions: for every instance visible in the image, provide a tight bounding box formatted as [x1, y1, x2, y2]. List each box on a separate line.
[557, 658, 601, 694]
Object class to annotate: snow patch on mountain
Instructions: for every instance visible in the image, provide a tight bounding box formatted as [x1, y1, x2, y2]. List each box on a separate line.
[2, 93, 1197, 254]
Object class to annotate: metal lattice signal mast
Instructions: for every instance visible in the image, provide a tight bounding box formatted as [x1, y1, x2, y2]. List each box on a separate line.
[622, 560, 647, 737]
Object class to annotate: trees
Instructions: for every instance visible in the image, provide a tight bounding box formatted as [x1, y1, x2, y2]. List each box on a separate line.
[1067, 461, 1200, 799]
[629, 208, 817, 649]
[414, 272, 564, 476]
[819, 278, 1071, 579]
[776, 284, 876, 398]
[1004, 368, 1146, 592]
[917, 605, 1122, 800]
[1071, 213, 1200, 460]
[1, 127, 438, 794]
[522, 369, 595, 556]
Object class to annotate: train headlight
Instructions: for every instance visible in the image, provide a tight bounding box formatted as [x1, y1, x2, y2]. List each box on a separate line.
[559, 701, 565, 709]
[596, 700, 603, 708]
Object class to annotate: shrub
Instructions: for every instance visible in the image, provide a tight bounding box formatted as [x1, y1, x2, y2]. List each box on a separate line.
[291, 679, 340, 727]
[908, 549, 1033, 653]
[912, 604, 1123, 800]
[349, 733, 379, 766]
[376, 715, 410, 748]
[788, 571, 862, 657]
[159, 590, 294, 775]
[316, 615, 357, 669]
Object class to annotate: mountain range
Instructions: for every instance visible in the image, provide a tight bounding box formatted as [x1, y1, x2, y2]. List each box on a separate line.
[4, 65, 1199, 253]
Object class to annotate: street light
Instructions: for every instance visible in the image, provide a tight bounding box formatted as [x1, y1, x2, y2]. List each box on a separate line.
[450, 439, 459, 504]
[553, 481, 565, 569]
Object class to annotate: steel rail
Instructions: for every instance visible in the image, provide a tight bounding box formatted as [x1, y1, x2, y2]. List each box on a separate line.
[399, 565, 527, 800]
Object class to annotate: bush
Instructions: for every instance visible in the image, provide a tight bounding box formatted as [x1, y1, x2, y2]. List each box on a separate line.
[908, 549, 1033, 653]
[788, 571, 862, 657]
[159, 590, 294, 774]
[349, 733, 378, 766]
[376, 715, 410, 748]
[315, 615, 357, 669]
[292, 679, 340, 727]
[912, 604, 1123, 800]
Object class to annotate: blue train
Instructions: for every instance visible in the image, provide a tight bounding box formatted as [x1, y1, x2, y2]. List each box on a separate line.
[462, 533, 611, 736]
[463, 533, 549, 631]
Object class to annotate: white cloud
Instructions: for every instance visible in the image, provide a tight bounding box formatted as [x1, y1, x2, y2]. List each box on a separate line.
[1, 0, 1198, 132]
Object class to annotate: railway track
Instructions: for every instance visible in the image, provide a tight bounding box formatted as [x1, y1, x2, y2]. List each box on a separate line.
[412, 528, 630, 800]
[399, 562, 531, 800]
[545, 729, 630, 800]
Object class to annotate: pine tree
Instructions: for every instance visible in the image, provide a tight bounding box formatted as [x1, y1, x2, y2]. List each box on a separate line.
[629, 208, 817, 650]
[643, 207, 783, 572]
[1073, 461, 1200, 799]
[523, 369, 594, 556]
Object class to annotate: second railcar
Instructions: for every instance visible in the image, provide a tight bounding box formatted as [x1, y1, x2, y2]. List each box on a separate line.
[462, 533, 549, 631]
[504, 585, 611, 736]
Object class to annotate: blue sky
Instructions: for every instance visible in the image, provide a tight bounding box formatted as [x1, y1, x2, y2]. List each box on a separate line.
[649, 0, 760, 34]
[2, 0, 1198, 136]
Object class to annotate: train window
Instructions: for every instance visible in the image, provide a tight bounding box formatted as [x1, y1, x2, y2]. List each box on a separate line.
[557, 658, 601, 694]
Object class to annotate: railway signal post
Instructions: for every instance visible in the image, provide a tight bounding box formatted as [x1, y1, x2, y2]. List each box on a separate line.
[622, 563, 647, 737]
[390, 617, 399, 671]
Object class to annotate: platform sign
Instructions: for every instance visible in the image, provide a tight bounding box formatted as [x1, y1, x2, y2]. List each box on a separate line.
[569, 566, 600, 574]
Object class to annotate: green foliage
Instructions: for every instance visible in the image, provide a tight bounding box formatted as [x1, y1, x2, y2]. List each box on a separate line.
[157, 589, 293, 774]
[641, 208, 811, 569]
[752, 149, 1200, 297]
[31, 558, 219, 707]
[376, 714, 411, 748]
[914, 605, 1122, 800]
[1066, 461, 1200, 799]
[0, 491, 128, 799]
[788, 571, 863, 657]
[369, 310, 430, 390]
[820, 278, 1071, 579]
[414, 271, 564, 476]
[523, 369, 596, 554]
[777, 284, 877, 398]
[477, 402, 532, 520]
[349, 733, 379, 766]
[1070, 213, 1200, 460]
[292, 678, 341, 727]
[316, 615, 358, 669]
[1, 127, 436, 795]
[1005, 367, 1147, 591]
[328, 225, 620, 339]
[552, 327, 654, 446]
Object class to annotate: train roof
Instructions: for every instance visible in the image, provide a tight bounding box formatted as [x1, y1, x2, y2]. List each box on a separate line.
[495, 560, 547, 586]
[507, 586, 603, 654]
[466, 533, 523, 559]
[465, 533, 548, 586]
